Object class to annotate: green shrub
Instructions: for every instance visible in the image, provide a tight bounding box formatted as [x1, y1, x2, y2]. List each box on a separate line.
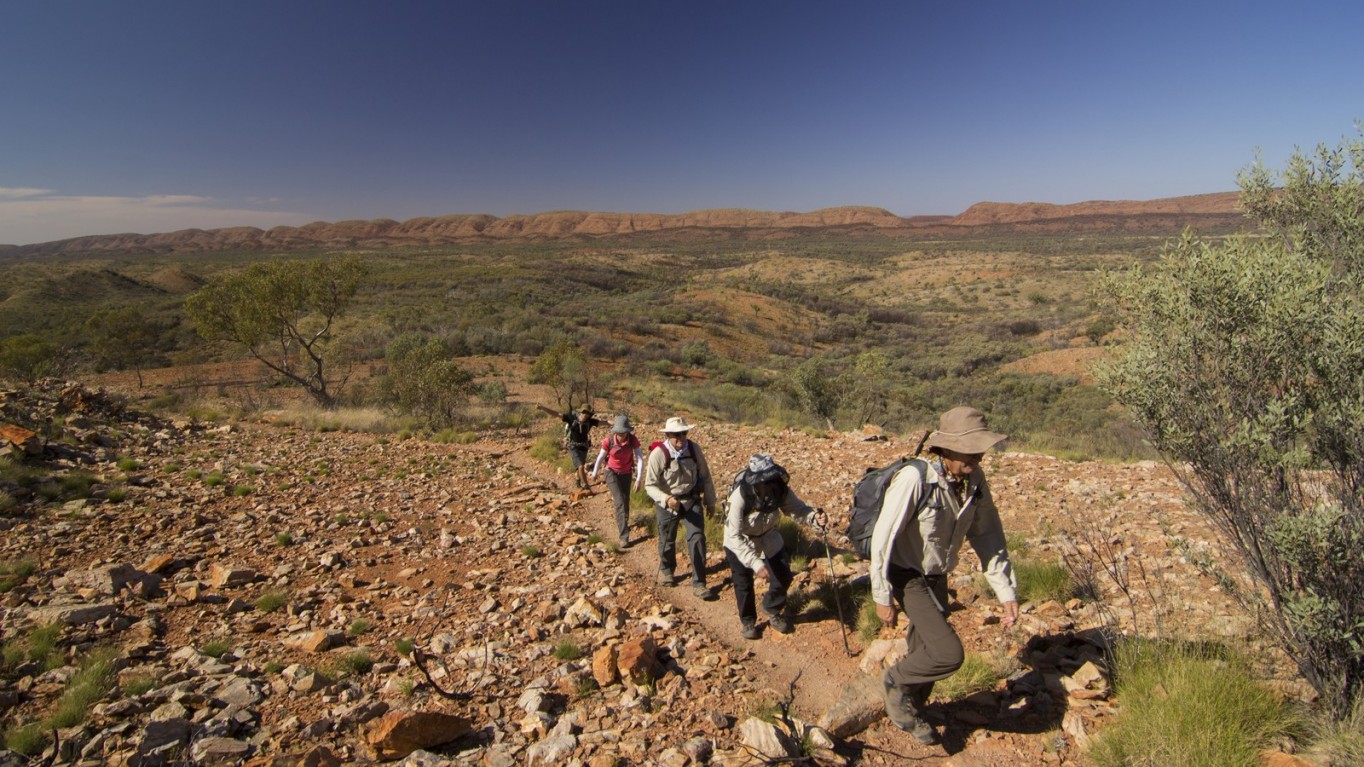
[1, 722, 49, 757]
[121, 674, 159, 697]
[232, 484, 253, 496]
[931, 652, 998, 702]
[274, 531, 293, 547]
[528, 432, 563, 464]
[203, 471, 224, 487]
[1015, 559, 1075, 604]
[337, 650, 373, 676]
[553, 639, 584, 661]
[521, 545, 542, 559]
[200, 641, 231, 659]
[116, 457, 140, 472]
[349, 618, 373, 637]
[0, 558, 37, 593]
[50, 647, 117, 728]
[1089, 640, 1304, 767]
[254, 590, 288, 613]
[856, 595, 882, 643]
[394, 638, 415, 657]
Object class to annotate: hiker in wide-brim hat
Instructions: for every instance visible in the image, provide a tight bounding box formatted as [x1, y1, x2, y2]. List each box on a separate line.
[644, 415, 718, 601]
[590, 414, 644, 548]
[870, 405, 1017, 746]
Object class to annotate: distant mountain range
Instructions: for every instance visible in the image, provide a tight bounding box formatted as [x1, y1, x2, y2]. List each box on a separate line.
[0, 192, 1244, 257]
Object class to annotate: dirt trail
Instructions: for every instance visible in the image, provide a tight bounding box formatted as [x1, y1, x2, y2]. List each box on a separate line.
[494, 441, 859, 720]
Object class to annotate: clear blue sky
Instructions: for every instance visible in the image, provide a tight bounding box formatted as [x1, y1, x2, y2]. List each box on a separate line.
[3, 0, 1361, 245]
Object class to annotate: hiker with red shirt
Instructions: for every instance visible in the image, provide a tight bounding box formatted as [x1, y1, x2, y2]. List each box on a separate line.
[643, 416, 718, 600]
[589, 414, 644, 548]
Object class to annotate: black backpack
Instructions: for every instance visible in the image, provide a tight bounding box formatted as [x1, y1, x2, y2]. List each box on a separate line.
[730, 459, 790, 513]
[845, 457, 929, 559]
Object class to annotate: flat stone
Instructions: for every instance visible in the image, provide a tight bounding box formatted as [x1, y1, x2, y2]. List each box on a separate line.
[209, 564, 256, 588]
[27, 601, 118, 626]
[190, 736, 251, 764]
[816, 672, 885, 739]
[366, 709, 472, 761]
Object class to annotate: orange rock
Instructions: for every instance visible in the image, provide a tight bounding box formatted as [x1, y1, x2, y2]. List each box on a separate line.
[366, 709, 471, 760]
[617, 636, 664, 684]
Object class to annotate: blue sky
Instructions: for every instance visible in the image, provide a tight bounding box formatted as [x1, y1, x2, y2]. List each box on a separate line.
[3, 1, 1361, 245]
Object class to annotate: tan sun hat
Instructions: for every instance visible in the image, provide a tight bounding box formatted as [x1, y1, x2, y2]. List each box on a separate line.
[660, 416, 695, 434]
[923, 407, 1007, 455]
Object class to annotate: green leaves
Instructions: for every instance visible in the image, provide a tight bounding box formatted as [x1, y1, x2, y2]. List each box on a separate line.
[184, 256, 368, 406]
[1100, 130, 1364, 719]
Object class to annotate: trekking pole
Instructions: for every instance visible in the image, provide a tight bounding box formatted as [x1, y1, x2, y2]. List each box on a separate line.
[818, 520, 858, 657]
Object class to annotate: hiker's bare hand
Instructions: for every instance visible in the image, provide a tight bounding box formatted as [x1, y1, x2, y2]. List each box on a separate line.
[1001, 600, 1019, 628]
[755, 566, 770, 581]
[812, 509, 828, 531]
[666, 496, 680, 511]
[876, 603, 897, 628]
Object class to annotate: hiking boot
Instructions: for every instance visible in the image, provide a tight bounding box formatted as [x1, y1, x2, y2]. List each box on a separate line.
[618, 537, 632, 550]
[741, 622, 761, 640]
[882, 671, 939, 745]
[767, 614, 793, 634]
[692, 583, 716, 601]
[656, 571, 674, 587]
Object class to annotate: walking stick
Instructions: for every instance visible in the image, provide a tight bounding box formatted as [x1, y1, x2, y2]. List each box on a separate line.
[819, 521, 858, 657]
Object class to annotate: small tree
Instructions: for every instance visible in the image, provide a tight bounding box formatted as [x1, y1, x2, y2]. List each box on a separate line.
[1100, 132, 1364, 719]
[374, 334, 476, 428]
[85, 307, 163, 387]
[0, 333, 68, 385]
[184, 257, 367, 408]
[528, 341, 593, 408]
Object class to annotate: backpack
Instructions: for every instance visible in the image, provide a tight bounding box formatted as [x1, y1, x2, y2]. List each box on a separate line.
[728, 454, 790, 512]
[845, 457, 929, 560]
[648, 439, 694, 470]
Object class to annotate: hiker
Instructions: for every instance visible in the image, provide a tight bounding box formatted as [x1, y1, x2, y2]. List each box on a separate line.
[723, 454, 829, 640]
[589, 414, 645, 547]
[643, 416, 718, 600]
[870, 406, 1018, 746]
[536, 403, 603, 490]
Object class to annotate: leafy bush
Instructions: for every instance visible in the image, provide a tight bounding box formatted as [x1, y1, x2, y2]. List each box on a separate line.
[1101, 134, 1364, 717]
[373, 333, 477, 429]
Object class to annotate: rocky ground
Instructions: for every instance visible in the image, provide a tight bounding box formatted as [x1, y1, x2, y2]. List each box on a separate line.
[0, 383, 1306, 766]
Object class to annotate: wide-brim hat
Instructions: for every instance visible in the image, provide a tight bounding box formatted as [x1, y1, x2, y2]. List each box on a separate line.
[923, 406, 1007, 455]
[660, 416, 695, 434]
[611, 415, 633, 434]
[578, 405, 594, 414]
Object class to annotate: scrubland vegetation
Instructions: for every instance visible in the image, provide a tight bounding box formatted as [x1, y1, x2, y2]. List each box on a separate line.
[0, 228, 1182, 461]
[4, 134, 1363, 763]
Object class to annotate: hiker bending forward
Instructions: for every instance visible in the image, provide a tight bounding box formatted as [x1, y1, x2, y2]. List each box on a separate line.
[590, 415, 644, 547]
[871, 406, 1018, 746]
[644, 416, 718, 600]
[723, 454, 828, 640]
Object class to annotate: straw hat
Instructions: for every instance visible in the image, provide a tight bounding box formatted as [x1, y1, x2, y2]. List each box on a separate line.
[660, 416, 695, 434]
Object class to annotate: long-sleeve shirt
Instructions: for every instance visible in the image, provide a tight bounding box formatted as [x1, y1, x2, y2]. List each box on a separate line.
[868, 458, 1016, 608]
[643, 439, 716, 511]
[723, 484, 817, 570]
